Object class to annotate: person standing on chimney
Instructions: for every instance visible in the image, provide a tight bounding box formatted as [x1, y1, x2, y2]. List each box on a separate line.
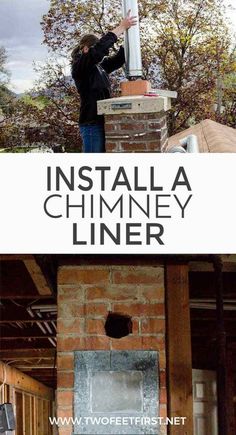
[71, 11, 137, 153]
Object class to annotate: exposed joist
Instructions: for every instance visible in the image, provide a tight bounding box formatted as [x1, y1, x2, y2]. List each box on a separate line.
[0, 325, 56, 338]
[2, 361, 55, 367]
[0, 340, 55, 350]
[0, 254, 32, 261]
[1, 335, 55, 340]
[189, 271, 236, 299]
[0, 349, 56, 359]
[189, 262, 215, 272]
[0, 294, 54, 300]
[191, 316, 236, 322]
[191, 324, 236, 338]
[191, 308, 236, 320]
[0, 260, 57, 299]
[0, 318, 56, 324]
[0, 306, 56, 322]
[23, 258, 53, 296]
[189, 255, 236, 272]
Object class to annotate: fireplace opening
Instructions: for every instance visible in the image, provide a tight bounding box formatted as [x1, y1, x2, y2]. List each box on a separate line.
[105, 312, 132, 339]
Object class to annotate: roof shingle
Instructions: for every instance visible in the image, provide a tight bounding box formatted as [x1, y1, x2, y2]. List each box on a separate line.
[167, 119, 236, 153]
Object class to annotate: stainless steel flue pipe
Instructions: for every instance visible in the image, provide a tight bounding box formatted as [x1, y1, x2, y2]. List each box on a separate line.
[167, 135, 199, 153]
[122, 0, 143, 78]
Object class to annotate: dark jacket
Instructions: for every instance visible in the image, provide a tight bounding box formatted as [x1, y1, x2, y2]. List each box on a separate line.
[72, 32, 125, 125]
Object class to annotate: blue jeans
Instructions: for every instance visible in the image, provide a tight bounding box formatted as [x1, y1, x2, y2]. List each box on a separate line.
[79, 124, 105, 153]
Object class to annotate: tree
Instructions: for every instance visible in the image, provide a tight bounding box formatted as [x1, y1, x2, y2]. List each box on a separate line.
[41, 0, 236, 134]
[0, 46, 15, 142]
[147, 0, 236, 132]
[0, 59, 82, 151]
[214, 44, 236, 128]
[0, 46, 13, 113]
[0, 46, 9, 84]
[2, 0, 235, 151]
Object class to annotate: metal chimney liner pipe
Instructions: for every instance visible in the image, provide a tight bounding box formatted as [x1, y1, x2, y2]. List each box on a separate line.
[122, 0, 143, 78]
[167, 135, 199, 153]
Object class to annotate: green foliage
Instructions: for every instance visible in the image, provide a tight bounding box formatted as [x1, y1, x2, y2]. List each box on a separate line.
[21, 94, 51, 109]
[0, 47, 14, 116]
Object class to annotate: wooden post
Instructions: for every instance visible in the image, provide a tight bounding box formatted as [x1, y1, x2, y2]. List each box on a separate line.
[227, 347, 235, 435]
[214, 257, 228, 435]
[166, 264, 193, 435]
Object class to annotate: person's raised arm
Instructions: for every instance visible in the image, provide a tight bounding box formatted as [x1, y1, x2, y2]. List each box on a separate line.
[112, 10, 137, 38]
[101, 46, 125, 74]
[72, 11, 137, 77]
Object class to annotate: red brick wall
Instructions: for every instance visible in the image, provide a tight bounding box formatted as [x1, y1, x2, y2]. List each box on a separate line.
[105, 112, 168, 152]
[57, 264, 167, 435]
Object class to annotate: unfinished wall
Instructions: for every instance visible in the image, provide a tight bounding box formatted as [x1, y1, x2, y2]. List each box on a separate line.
[0, 361, 54, 435]
[57, 264, 166, 435]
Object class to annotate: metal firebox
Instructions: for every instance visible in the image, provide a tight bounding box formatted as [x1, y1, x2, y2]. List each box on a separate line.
[73, 351, 159, 434]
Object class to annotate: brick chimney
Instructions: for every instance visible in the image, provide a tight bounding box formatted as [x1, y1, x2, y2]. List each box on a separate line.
[57, 260, 167, 435]
[97, 94, 171, 152]
[56, 0, 181, 430]
[56, 88, 174, 435]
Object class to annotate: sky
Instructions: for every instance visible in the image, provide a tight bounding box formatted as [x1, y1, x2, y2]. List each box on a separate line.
[0, 0, 236, 94]
[0, 0, 50, 93]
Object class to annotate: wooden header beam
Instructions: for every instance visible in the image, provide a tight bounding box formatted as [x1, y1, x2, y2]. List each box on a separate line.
[0, 361, 54, 399]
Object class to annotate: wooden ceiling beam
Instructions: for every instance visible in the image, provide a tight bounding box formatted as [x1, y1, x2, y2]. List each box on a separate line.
[189, 271, 236, 299]
[0, 314, 56, 323]
[0, 317, 56, 324]
[191, 323, 236, 337]
[189, 255, 236, 272]
[0, 349, 55, 359]
[0, 304, 56, 322]
[0, 255, 32, 261]
[1, 359, 55, 366]
[23, 257, 53, 296]
[0, 294, 54, 300]
[1, 336, 55, 340]
[0, 340, 55, 350]
[0, 328, 56, 339]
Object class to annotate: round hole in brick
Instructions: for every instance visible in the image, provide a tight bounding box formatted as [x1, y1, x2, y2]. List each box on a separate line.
[105, 312, 132, 339]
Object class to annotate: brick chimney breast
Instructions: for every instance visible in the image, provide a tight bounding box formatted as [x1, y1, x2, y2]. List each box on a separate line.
[97, 95, 171, 153]
[57, 263, 167, 435]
